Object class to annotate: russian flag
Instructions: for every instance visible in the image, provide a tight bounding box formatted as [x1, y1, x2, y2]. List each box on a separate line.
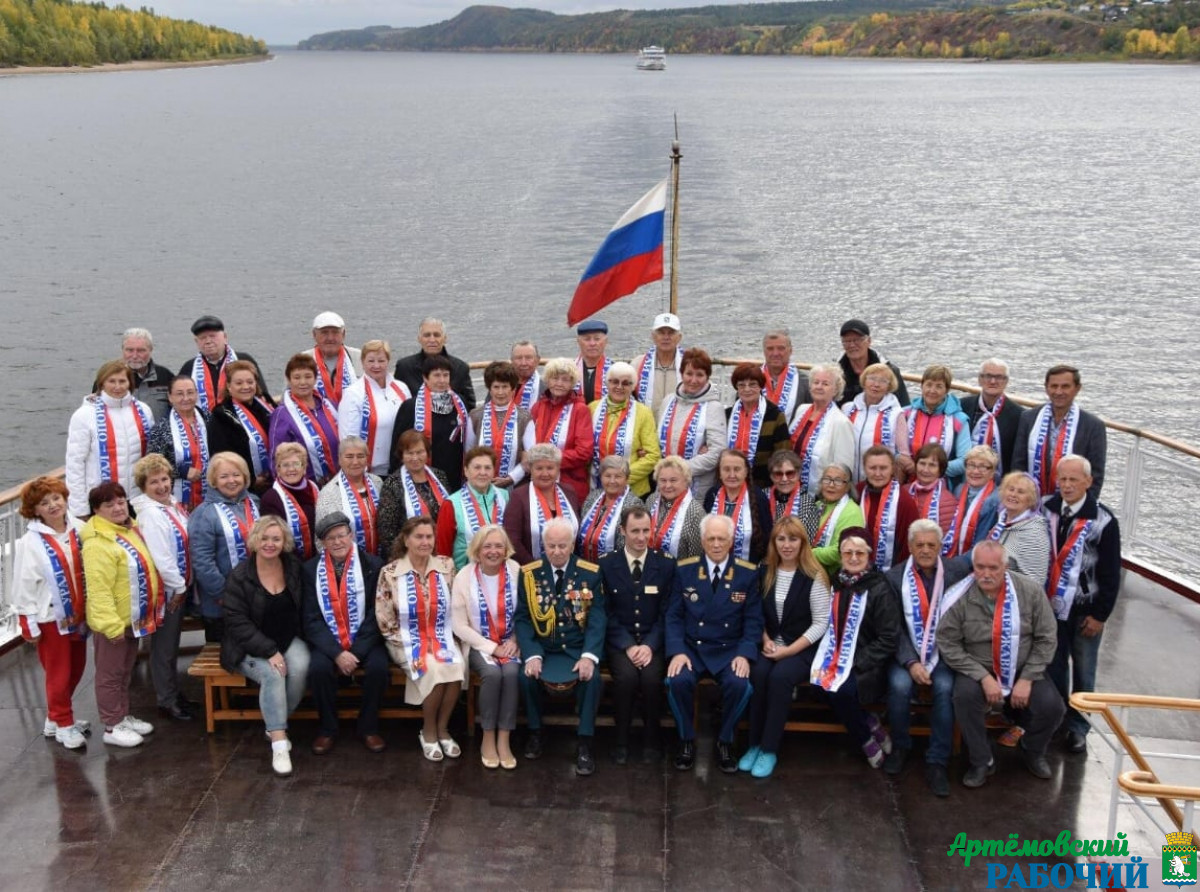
[567, 180, 667, 326]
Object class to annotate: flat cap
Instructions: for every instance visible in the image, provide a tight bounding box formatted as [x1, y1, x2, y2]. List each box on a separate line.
[191, 315, 225, 335]
[315, 511, 352, 540]
[576, 320, 608, 335]
[312, 311, 345, 330]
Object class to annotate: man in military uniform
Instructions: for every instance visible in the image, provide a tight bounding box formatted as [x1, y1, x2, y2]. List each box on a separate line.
[599, 506, 676, 765]
[514, 518, 607, 776]
[665, 513, 763, 773]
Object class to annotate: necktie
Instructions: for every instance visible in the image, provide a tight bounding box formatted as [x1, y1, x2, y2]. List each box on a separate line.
[555, 568, 565, 595]
[711, 563, 721, 593]
[1058, 507, 1073, 543]
[631, 559, 642, 584]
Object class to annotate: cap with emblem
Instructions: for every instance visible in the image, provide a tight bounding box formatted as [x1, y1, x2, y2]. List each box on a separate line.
[652, 312, 681, 332]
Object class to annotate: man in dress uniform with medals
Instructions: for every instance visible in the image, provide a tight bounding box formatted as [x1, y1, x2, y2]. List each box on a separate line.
[514, 518, 607, 776]
[665, 513, 763, 773]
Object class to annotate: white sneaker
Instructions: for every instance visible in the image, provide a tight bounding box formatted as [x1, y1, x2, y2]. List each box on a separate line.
[44, 719, 90, 737]
[43, 718, 57, 737]
[263, 732, 292, 752]
[103, 724, 144, 748]
[271, 748, 293, 777]
[123, 715, 154, 736]
[56, 725, 87, 750]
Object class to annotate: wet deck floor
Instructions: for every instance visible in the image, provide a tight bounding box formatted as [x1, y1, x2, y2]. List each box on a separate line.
[0, 571, 1196, 891]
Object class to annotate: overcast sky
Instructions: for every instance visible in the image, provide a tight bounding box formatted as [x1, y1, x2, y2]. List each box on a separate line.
[147, 0, 705, 46]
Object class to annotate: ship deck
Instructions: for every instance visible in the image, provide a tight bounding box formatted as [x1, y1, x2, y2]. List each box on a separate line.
[0, 571, 1196, 891]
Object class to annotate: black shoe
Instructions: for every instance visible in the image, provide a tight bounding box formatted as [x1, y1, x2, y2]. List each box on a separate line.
[716, 740, 738, 774]
[612, 745, 628, 766]
[674, 740, 695, 771]
[158, 703, 193, 722]
[884, 746, 909, 776]
[642, 748, 663, 764]
[524, 731, 543, 761]
[962, 760, 996, 788]
[925, 763, 950, 798]
[1064, 730, 1087, 754]
[576, 742, 596, 776]
[1021, 746, 1053, 779]
[175, 694, 200, 710]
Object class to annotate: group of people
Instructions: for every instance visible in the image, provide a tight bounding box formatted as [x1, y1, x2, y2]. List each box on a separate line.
[8, 310, 1120, 791]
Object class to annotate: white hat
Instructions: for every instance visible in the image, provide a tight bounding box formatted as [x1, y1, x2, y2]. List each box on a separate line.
[312, 311, 345, 330]
[652, 312, 681, 332]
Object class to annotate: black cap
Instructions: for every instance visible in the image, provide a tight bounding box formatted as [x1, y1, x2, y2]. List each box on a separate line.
[839, 526, 873, 553]
[315, 511, 352, 540]
[191, 315, 225, 336]
[840, 319, 870, 337]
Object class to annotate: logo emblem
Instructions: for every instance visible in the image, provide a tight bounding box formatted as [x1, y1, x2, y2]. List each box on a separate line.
[1164, 830, 1197, 887]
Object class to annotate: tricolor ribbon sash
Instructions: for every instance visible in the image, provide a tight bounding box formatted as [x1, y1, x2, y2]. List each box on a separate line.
[811, 586, 869, 693]
[192, 346, 236, 412]
[727, 397, 766, 464]
[1028, 404, 1078, 496]
[531, 484, 578, 559]
[397, 566, 458, 678]
[1047, 514, 1094, 621]
[473, 563, 517, 664]
[283, 390, 339, 479]
[650, 492, 692, 556]
[169, 409, 209, 508]
[713, 484, 753, 560]
[38, 529, 87, 635]
[315, 348, 355, 405]
[658, 396, 705, 460]
[577, 490, 624, 561]
[317, 547, 365, 650]
[337, 473, 379, 556]
[112, 527, 164, 639]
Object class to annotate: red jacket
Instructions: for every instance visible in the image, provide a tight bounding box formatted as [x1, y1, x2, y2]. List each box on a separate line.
[529, 391, 595, 505]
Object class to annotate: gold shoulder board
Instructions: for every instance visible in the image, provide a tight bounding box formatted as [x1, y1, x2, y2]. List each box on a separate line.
[734, 558, 758, 571]
[576, 559, 599, 572]
[677, 556, 701, 567]
[522, 559, 544, 572]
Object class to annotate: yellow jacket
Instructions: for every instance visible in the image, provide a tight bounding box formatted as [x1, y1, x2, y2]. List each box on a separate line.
[588, 398, 662, 497]
[82, 515, 163, 641]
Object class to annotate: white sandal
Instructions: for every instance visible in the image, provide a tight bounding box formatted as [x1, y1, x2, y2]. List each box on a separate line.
[419, 731, 444, 762]
[438, 735, 461, 759]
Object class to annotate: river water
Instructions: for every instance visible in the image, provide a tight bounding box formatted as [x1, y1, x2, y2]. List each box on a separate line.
[2, 52, 1199, 492]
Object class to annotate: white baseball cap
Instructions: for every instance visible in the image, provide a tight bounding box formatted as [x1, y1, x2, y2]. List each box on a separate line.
[312, 311, 345, 330]
[652, 312, 681, 332]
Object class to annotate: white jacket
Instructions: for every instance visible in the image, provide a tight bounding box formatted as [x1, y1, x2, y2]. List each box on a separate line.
[65, 392, 153, 516]
[130, 494, 190, 596]
[792, 402, 856, 495]
[337, 375, 410, 475]
[9, 518, 86, 636]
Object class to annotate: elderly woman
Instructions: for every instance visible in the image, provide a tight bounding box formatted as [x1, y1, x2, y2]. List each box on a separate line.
[529, 357, 595, 504]
[645, 456, 706, 559]
[270, 353, 340, 486]
[502, 443, 580, 565]
[589, 361, 661, 498]
[377, 429, 449, 560]
[812, 462, 866, 579]
[703, 449, 773, 563]
[10, 477, 89, 749]
[657, 347, 726, 495]
[436, 446, 509, 571]
[337, 339, 411, 476]
[316, 436, 383, 558]
[145, 375, 210, 512]
[790, 362, 855, 495]
[82, 482, 164, 748]
[725, 362, 791, 489]
[907, 443, 956, 537]
[389, 354, 469, 491]
[809, 528, 900, 768]
[221, 516, 310, 776]
[765, 450, 821, 540]
[844, 362, 912, 484]
[377, 516, 466, 762]
[466, 361, 536, 489]
[943, 445, 1000, 558]
[188, 451, 261, 642]
[578, 455, 644, 562]
[130, 455, 195, 722]
[207, 359, 277, 495]
[260, 442, 320, 560]
[987, 471, 1051, 585]
[905, 364, 972, 487]
[451, 525, 522, 769]
[66, 359, 155, 517]
[742, 517, 831, 778]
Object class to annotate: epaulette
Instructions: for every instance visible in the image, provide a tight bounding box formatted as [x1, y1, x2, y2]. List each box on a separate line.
[734, 558, 757, 571]
[677, 556, 701, 567]
[522, 559, 544, 572]
[576, 558, 599, 572]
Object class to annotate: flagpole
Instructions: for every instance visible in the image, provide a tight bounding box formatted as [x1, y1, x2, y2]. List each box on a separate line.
[668, 120, 682, 317]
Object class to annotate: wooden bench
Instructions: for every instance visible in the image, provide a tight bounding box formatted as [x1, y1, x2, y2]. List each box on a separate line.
[187, 644, 423, 734]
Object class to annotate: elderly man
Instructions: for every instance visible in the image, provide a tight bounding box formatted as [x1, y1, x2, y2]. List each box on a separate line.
[665, 514, 762, 773]
[302, 511, 389, 755]
[575, 319, 612, 404]
[306, 311, 361, 407]
[1042, 454, 1121, 755]
[511, 340, 543, 411]
[393, 317, 476, 410]
[589, 361, 661, 498]
[836, 319, 910, 408]
[936, 540, 1064, 787]
[118, 327, 173, 420]
[884, 520, 972, 796]
[633, 312, 683, 415]
[514, 518, 606, 776]
[599, 506, 676, 765]
[858, 445, 918, 573]
[960, 359, 1024, 477]
[761, 328, 811, 427]
[178, 315, 269, 413]
[1013, 364, 1106, 498]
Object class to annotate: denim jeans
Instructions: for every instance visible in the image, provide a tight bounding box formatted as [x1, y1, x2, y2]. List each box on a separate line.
[1048, 618, 1104, 737]
[886, 660, 955, 766]
[239, 639, 311, 732]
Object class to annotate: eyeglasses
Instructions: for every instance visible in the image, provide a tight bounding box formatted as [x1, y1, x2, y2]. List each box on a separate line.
[820, 476, 849, 486]
[841, 549, 870, 557]
[980, 374, 1008, 382]
[609, 379, 634, 387]
[771, 469, 798, 479]
[841, 336, 866, 346]
[278, 461, 305, 471]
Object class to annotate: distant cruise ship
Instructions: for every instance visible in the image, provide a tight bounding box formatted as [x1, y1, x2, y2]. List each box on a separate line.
[637, 46, 666, 70]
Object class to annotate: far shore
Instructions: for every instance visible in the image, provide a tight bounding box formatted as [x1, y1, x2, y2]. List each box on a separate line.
[0, 53, 272, 78]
